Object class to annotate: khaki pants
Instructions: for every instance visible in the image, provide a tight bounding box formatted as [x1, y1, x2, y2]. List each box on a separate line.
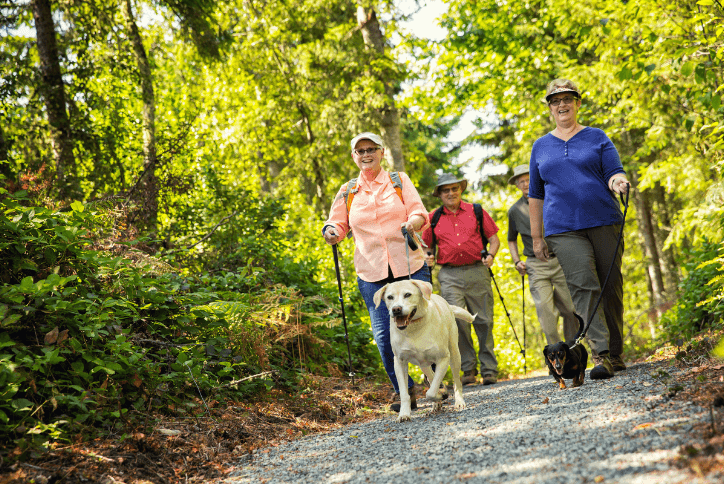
[438, 263, 497, 376]
[546, 225, 625, 356]
[526, 256, 579, 345]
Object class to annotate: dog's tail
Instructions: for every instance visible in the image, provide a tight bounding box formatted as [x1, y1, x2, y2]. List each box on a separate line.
[568, 312, 586, 344]
[450, 305, 475, 323]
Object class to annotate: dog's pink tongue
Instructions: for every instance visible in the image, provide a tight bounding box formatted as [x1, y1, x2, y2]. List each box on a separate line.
[395, 315, 408, 326]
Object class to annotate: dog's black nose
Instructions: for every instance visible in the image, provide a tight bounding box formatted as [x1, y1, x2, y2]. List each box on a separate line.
[392, 306, 402, 315]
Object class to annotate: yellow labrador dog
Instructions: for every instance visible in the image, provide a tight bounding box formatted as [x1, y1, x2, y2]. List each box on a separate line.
[374, 279, 474, 422]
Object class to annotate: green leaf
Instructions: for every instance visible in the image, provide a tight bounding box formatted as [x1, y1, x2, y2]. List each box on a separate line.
[19, 259, 38, 272]
[681, 61, 695, 76]
[70, 200, 84, 213]
[12, 398, 34, 411]
[19, 276, 34, 291]
[1, 314, 22, 327]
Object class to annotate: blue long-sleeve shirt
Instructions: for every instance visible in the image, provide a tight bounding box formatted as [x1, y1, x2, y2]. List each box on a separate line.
[528, 127, 624, 236]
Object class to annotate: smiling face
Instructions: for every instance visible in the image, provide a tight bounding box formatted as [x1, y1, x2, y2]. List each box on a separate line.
[373, 280, 432, 330]
[439, 182, 463, 211]
[352, 139, 384, 177]
[548, 93, 581, 128]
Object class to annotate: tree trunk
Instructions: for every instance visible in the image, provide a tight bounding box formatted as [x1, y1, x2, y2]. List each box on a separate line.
[258, 152, 281, 193]
[651, 182, 680, 296]
[356, 4, 405, 172]
[0, 122, 11, 181]
[32, 0, 76, 198]
[122, 0, 158, 233]
[630, 170, 667, 321]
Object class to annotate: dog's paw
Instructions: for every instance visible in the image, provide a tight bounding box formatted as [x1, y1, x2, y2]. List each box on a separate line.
[453, 400, 466, 411]
[397, 414, 412, 423]
[432, 402, 443, 413]
[425, 389, 442, 401]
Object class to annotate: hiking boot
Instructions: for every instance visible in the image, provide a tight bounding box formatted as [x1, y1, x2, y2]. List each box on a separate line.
[609, 354, 627, 372]
[461, 369, 478, 386]
[482, 374, 497, 385]
[590, 355, 615, 380]
[423, 375, 449, 400]
[390, 385, 417, 413]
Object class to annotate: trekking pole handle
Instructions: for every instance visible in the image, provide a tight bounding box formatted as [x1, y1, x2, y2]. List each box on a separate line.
[481, 249, 495, 272]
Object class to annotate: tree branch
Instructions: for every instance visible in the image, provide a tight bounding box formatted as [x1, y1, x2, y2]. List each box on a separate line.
[219, 371, 274, 388]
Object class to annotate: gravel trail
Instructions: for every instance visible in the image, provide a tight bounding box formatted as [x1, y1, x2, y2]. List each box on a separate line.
[224, 360, 720, 484]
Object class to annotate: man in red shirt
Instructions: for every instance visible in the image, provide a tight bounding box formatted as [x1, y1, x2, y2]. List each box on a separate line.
[422, 173, 501, 385]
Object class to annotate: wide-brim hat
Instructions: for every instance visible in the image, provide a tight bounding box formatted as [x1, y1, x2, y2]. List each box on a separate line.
[544, 86, 581, 103]
[350, 132, 384, 151]
[433, 173, 468, 197]
[508, 164, 530, 185]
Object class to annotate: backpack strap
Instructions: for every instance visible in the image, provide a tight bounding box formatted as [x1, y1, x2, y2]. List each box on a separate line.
[429, 204, 489, 257]
[473, 203, 490, 249]
[344, 172, 403, 213]
[344, 178, 360, 213]
[389, 171, 404, 204]
[429, 206, 445, 256]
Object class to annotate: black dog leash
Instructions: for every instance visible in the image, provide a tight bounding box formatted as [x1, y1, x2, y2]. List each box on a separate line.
[570, 189, 630, 350]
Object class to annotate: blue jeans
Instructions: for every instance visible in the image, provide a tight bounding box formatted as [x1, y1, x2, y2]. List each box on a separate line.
[357, 264, 431, 393]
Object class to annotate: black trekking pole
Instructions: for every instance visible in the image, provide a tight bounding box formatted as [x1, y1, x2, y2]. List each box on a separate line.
[332, 244, 355, 384]
[522, 274, 527, 374]
[482, 249, 526, 362]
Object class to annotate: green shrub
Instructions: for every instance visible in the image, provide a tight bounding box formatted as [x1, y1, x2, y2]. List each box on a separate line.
[0, 190, 380, 456]
[660, 240, 724, 342]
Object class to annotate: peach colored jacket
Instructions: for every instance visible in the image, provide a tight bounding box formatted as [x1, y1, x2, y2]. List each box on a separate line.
[324, 170, 430, 282]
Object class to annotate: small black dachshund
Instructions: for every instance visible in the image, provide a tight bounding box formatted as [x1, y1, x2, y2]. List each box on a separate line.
[543, 313, 588, 389]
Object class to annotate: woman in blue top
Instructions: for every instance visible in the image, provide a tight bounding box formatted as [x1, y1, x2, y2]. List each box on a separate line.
[528, 79, 630, 380]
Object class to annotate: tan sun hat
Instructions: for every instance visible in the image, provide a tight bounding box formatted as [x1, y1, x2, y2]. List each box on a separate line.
[508, 165, 530, 185]
[544, 79, 581, 103]
[433, 173, 468, 197]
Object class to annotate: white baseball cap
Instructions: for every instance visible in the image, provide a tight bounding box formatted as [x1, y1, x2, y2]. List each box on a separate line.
[350, 132, 384, 151]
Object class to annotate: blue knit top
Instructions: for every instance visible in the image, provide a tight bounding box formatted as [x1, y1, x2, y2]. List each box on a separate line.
[528, 127, 625, 236]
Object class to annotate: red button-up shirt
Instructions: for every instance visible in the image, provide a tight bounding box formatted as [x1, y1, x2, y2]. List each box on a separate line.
[422, 201, 499, 266]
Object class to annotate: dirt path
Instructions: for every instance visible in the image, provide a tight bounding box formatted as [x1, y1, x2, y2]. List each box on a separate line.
[223, 359, 723, 484]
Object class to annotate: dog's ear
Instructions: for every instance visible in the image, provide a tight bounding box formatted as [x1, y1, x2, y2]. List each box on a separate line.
[373, 284, 389, 309]
[410, 280, 433, 300]
[543, 345, 550, 357]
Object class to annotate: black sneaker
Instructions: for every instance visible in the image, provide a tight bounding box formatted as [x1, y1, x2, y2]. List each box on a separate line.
[390, 385, 417, 413]
[590, 355, 615, 380]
